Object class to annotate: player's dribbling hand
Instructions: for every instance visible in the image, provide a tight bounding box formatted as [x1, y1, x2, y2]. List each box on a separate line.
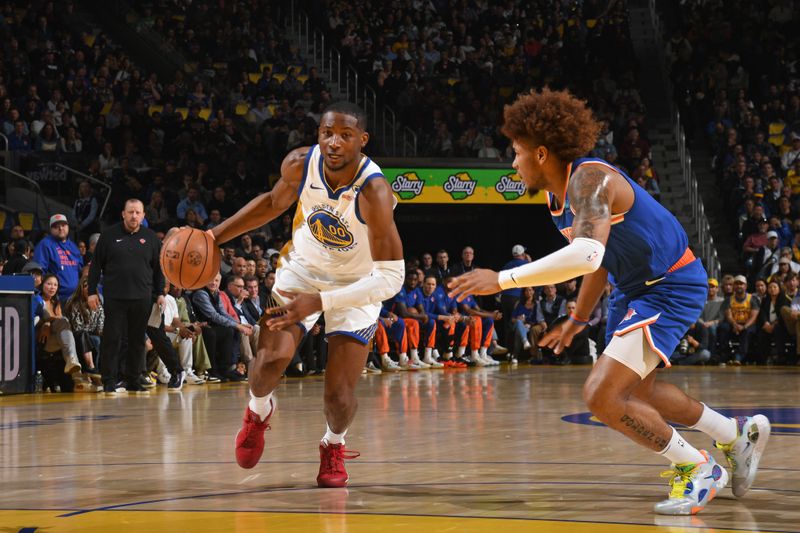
[265, 289, 322, 331]
[446, 269, 501, 301]
[539, 319, 585, 355]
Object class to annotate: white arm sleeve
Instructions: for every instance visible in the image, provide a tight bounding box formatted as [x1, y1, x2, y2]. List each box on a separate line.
[320, 260, 405, 311]
[498, 237, 605, 290]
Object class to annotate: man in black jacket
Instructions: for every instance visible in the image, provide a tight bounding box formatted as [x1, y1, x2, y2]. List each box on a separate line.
[87, 199, 167, 393]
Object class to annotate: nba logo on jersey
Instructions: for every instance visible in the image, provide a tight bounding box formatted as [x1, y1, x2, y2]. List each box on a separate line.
[307, 208, 355, 251]
[621, 308, 637, 322]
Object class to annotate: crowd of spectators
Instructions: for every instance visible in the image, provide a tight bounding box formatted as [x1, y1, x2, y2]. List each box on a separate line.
[665, 1, 800, 280]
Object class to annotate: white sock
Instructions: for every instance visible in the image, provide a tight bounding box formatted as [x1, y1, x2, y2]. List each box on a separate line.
[432, 348, 440, 359]
[457, 346, 466, 357]
[690, 403, 738, 444]
[322, 424, 347, 445]
[424, 347, 433, 360]
[443, 351, 453, 360]
[659, 427, 706, 465]
[399, 352, 409, 364]
[410, 348, 419, 360]
[479, 346, 488, 357]
[248, 391, 274, 422]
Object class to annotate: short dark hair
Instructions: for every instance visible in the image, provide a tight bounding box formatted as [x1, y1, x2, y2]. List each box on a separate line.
[243, 275, 258, 284]
[322, 101, 367, 130]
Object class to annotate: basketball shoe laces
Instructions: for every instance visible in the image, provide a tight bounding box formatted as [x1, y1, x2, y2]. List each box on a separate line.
[660, 462, 698, 499]
[242, 415, 270, 447]
[322, 444, 361, 474]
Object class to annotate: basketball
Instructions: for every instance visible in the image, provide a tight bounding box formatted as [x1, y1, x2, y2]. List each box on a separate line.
[160, 227, 220, 290]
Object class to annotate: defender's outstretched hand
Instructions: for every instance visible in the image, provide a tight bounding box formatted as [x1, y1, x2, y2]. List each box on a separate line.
[265, 288, 322, 330]
[538, 319, 586, 355]
[447, 268, 501, 302]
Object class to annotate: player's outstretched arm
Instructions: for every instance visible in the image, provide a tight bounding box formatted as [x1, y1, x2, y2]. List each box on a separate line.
[210, 147, 307, 244]
[448, 165, 614, 302]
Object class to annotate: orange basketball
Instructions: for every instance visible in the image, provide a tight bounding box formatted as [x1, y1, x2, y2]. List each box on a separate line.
[160, 227, 221, 290]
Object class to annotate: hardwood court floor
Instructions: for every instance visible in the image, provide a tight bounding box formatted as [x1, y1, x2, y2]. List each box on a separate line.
[1, 365, 799, 532]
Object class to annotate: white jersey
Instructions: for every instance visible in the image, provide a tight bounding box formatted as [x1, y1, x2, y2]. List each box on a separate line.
[279, 144, 386, 282]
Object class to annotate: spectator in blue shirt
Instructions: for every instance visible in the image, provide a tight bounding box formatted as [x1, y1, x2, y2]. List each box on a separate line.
[34, 214, 83, 302]
[176, 185, 208, 225]
[500, 244, 530, 347]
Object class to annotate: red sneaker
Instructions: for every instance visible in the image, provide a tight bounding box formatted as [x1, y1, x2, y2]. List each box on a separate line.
[235, 400, 273, 469]
[316, 442, 360, 488]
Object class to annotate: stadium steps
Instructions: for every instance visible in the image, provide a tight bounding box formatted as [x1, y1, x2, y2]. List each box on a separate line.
[628, 1, 733, 275]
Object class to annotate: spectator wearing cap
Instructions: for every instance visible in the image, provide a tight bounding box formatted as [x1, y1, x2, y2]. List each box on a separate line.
[2, 239, 33, 275]
[717, 275, 759, 365]
[499, 245, 530, 347]
[697, 278, 725, 359]
[34, 214, 83, 302]
[768, 257, 794, 285]
[751, 229, 781, 281]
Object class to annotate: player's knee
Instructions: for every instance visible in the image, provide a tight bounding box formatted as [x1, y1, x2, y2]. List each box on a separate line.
[582, 377, 615, 418]
[324, 389, 355, 412]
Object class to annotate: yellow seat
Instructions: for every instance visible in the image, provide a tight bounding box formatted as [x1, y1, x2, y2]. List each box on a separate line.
[199, 108, 212, 120]
[100, 102, 112, 115]
[175, 107, 189, 120]
[260, 63, 273, 73]
[172, 15, 185, 21]
[18, 212, 35, 232]
[586, 19, 598, 28]
[213, 62, 228, 71]
[769, 134, 785, 147]
[0, 211, 6, 232]
[148, 104, 163, 117]
[267, 104, 277, 116]
[235, 103, 249, 116]
[289, 65, 304, 75]
[273, 73, 286, 83]
[447, 78, 459, 86]
[769, 122, 786, 135]
[296, 74, 308, 84]
[83, 33, 96, 47]
[248, 72, 261, 83]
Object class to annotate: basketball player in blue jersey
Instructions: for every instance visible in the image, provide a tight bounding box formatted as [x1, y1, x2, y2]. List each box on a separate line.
[448, 88, 771, 515]
[210, 102, 404, 488]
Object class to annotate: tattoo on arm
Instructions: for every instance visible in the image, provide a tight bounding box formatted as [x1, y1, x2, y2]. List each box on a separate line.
[568, 165, 612, 241]
[620, 414, 670, 449]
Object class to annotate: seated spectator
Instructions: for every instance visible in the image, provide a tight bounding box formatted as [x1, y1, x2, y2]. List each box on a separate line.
[177, 185, 208, 225]
[672, 322, 712, 366]
[510, 286, 536, 362]
[65, 275, 103, 377]
[145, 190, 173, 231]
[755, 280, 790, 365]
[717, 275, 759, 365]
[555, 300, 591, 364]
[192, 273, 251, 382]
[2, 239, 33, 275]
[73, 181, 99, 242]
[225, 274, 259, 368]
[528, 284, 566, 363]
[59, 126, 82, 153]
[37, 273, 96, 391]
[8, 120, 32, 151]
[696, 278, 725, 360]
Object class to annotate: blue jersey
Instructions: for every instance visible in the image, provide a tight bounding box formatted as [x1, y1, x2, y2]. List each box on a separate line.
[548, 157, 695, 294]
[432, 286, 457, 316]
[420, 289, 438, 316]
[394, 286, 422, 310]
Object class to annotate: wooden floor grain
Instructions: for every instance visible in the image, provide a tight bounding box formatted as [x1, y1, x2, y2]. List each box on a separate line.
[2, 365, 798, 532]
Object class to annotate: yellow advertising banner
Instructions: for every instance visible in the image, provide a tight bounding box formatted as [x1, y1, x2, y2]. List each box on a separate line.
[383, 167, 547, 204]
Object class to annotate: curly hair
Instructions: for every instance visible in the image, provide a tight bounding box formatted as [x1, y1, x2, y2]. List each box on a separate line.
[501, 88, 601, 162]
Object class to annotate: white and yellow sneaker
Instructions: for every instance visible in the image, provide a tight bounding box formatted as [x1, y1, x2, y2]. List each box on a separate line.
[715, 415, 771, 498]
[654, 450, 728, 515]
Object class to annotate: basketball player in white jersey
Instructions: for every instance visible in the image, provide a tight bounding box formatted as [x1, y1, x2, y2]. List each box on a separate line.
[210, 102, 404, 487]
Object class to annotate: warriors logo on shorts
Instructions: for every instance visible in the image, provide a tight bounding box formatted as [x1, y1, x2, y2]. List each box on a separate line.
[307, 209, 355, 250]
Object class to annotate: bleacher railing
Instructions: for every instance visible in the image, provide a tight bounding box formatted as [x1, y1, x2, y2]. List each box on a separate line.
[287, 2, 417, 157]
[0, 162, 53, 232]
[0, 133, 8, 152]
[648, 0, 721, 279]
